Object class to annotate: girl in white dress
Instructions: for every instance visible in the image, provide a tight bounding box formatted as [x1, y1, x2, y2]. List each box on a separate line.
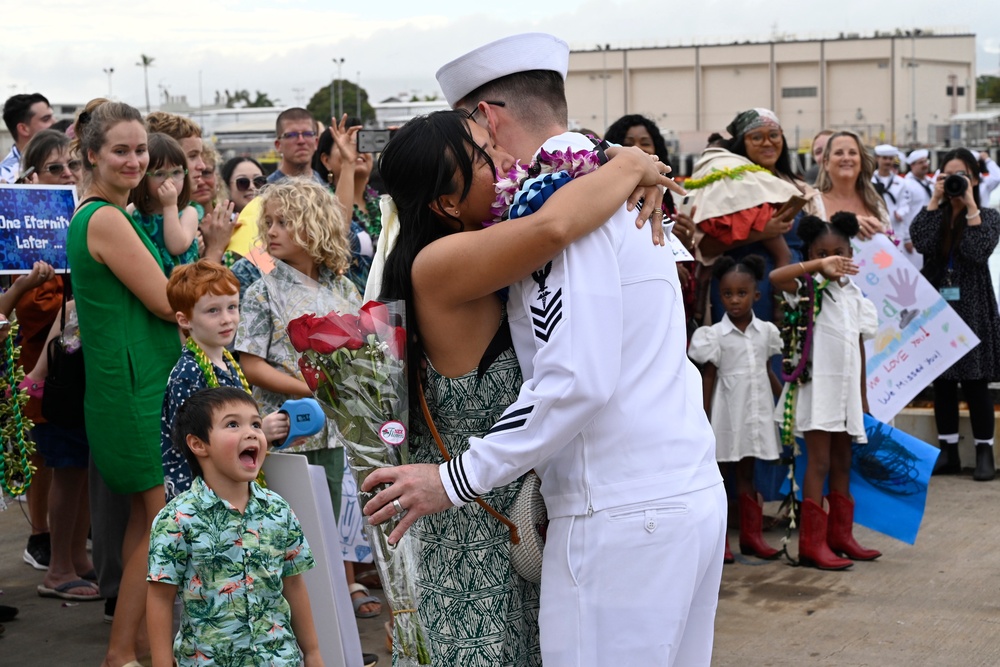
[690, 255, 783, 563]
[770, 212, 880, 571]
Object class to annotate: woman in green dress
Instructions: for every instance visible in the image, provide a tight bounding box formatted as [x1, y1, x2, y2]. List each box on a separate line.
[67, 99, 180, 667]
[376, 110, 674, 666]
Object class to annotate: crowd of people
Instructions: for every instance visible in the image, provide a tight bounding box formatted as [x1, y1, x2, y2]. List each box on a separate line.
[0, 29, 998, 667]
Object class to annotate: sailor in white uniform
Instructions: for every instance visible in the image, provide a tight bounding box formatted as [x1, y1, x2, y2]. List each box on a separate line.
[977, 150, 1000, 205]
[363, 33, 725, 667]
[872, 144, 914, 249]
[902, 148, 934, 269]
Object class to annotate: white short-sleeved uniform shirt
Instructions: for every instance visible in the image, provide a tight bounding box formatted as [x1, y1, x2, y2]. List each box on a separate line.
[774, 276, 878, 441]
[689, 314, 782, 462]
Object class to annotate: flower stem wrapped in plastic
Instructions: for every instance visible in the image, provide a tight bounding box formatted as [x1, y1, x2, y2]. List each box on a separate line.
[287, 300, 431, 665]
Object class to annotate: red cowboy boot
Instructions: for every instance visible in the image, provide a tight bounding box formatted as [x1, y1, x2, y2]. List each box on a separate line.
[798, 498, 852, 570]
[738, 492, 780, 559]
[826, 491, 881, 561]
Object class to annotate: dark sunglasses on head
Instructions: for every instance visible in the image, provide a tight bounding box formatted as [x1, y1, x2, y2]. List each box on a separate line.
[43, 160, 82, 175]
[234, 175, 268, 192]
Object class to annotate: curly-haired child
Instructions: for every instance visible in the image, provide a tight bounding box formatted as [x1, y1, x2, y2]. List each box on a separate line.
[770, 212, 881, 570]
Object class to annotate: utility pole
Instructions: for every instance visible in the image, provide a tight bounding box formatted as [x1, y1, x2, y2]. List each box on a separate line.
[103, 67, 114, 98]
[909, 32, 918, 144]
[598, 44, 610, 132]
[356, 71, 362, 119]
[333, 57, 345, 119]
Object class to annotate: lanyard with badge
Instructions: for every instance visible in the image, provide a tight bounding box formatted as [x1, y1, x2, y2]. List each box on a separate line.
[940, 246, 960, 301]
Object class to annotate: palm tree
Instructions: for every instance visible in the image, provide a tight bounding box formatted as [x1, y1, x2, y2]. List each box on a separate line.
[136, 54, 154, 112]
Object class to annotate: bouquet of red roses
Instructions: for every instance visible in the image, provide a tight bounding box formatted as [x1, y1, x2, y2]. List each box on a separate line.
[288, 300, 431, 665]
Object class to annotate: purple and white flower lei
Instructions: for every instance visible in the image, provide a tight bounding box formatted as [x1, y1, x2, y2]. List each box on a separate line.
[487, 147, 602, 226]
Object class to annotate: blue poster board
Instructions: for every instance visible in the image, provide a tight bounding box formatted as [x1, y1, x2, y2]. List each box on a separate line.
[0, 184, 77, 274]
[781, 415, 939, 545]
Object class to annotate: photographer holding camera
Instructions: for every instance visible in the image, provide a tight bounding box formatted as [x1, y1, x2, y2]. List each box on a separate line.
[911, 147, 1000, 482]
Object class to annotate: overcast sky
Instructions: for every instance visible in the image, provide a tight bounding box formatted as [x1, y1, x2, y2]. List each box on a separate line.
[5, 0, 999, 112]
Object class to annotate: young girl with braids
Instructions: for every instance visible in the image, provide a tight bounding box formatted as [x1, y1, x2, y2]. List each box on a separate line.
[770, 212, 880, 570]
[689, 255, 783, 563]
[160, 259, 291, 499]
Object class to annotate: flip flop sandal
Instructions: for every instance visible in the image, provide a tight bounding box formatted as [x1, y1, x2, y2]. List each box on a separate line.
[37, 579, 101, 601]
[349, 582, 382, 619]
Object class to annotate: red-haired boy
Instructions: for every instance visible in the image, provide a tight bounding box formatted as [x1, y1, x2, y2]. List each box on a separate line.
[161, 259, 289, 499]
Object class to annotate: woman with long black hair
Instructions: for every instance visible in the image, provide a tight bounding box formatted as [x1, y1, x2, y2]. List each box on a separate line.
[911, 147, 1000, 481]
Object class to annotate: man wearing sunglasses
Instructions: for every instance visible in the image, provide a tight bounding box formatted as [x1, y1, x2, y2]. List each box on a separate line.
[1, 93, 55, 183]
[266, 107, 324, 185]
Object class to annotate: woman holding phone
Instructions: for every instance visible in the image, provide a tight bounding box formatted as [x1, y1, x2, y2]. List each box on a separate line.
[312, 115, 381, 291]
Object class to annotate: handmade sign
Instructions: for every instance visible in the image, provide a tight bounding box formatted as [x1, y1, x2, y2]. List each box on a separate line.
[0, 184, 77, 274]
[853, 234, 979, 422]
[784, 415, 938, 545]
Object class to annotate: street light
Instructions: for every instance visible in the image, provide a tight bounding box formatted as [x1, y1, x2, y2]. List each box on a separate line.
[103, 67, 114, 98]
[598, 44, 610, 132]
[909, 31, 919, 144]
[356, 71, 362, 119]
[332, 57, 345, 118]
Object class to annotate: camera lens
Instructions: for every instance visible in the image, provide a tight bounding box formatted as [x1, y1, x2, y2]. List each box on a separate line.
[943, 174, 968, 198]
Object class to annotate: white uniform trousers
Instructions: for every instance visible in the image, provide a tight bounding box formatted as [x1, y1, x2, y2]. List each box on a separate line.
[538, 482, 727, 667]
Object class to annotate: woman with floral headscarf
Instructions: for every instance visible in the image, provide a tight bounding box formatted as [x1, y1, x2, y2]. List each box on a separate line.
[686, 109, 816, 296]
[679, 108, 822, 564]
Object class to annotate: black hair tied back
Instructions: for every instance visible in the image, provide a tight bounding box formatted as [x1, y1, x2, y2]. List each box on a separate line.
[829, 211, 860, 238]
[739, 254, 767, 281]
[795, 215, 825, 246]
[712, 254, 766, 282]
[78, 111, 91, 126]
[711, 256, 737, 280]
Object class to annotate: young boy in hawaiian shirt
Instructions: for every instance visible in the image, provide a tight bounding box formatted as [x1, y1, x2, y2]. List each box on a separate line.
[147, 387, 324, 667]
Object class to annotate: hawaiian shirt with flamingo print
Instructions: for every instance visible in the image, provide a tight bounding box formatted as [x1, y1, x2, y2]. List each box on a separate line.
[148, 477, 314, 666]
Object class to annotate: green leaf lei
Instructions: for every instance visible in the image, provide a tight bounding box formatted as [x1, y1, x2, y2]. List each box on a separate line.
[354, 185, 382, 241]
[681, 163, 770, 190]
[778, 274, 829, 448]
[775, 274, 828, 559]
[185, 337, 250, 393]
[1, 322, 36, 498]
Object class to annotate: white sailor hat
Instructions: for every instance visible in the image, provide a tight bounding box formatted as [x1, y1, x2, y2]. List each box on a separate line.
[436, 33, 570, 107]
[874, 144, 898, 157]
[907, 149, 929, 164]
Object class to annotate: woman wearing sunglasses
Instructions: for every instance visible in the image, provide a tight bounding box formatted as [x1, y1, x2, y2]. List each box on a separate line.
[22, 129, 82, 187]
[221, 156, 266, 214]
[16, 128, 99, 604]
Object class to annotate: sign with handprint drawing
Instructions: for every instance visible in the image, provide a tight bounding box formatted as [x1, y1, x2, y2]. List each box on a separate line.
[853, 234, 979, 422]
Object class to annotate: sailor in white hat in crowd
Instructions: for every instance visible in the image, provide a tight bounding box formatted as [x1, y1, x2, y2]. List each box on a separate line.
[872, 144, 914, 254]
[365, 32, 725, 667]
[902, 148, 933, 268]
[975, 150, 1000, 206]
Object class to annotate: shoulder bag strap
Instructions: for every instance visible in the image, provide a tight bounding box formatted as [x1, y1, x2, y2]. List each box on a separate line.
[418, 381, 521, 545]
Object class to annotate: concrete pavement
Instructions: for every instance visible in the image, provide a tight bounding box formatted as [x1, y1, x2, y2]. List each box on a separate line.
[1, 471, 996, 666]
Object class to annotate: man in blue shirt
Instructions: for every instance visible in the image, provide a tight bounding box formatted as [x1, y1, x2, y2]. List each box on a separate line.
[1, 93, 54, 182]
